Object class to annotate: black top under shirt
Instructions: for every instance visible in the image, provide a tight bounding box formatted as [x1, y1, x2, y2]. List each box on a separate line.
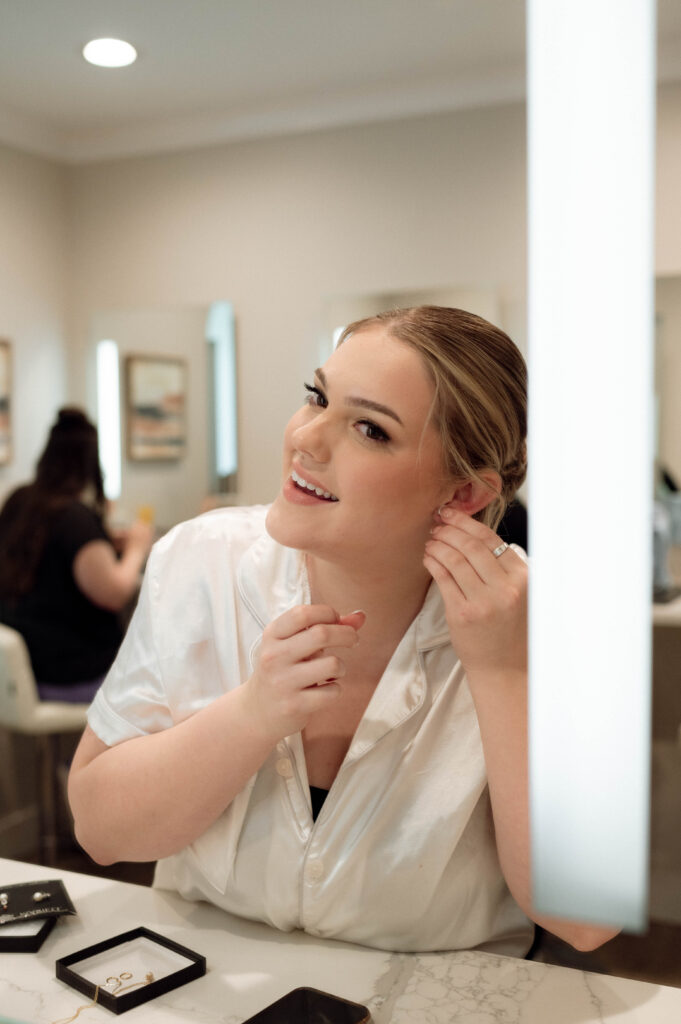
[310, 786, 329, 821]
[0, 500, 124, 684]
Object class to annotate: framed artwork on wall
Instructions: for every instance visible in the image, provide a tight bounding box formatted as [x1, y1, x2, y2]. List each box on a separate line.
[0, 339, 11, 465]
[125, 355, 187, 461]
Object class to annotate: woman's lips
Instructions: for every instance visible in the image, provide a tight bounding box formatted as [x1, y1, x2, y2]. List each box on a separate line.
[283, 475, 338, 506]
[290, 468, 338, 501]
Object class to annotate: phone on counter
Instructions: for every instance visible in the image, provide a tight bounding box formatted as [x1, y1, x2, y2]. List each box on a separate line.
[241, 986, 371, 1023]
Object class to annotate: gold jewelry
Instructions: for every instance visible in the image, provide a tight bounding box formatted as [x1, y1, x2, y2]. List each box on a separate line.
[51, 971, 155, 1024]
[115, 972, 155, 995]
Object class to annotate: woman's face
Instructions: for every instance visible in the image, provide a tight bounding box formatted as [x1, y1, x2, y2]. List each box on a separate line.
[266, 327, 453, 570]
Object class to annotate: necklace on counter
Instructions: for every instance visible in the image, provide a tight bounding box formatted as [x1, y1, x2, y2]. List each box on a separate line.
[52, 970, 155, 1024]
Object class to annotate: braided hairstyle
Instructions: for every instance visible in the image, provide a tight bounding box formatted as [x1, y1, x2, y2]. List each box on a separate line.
[337, 306, 527, 531]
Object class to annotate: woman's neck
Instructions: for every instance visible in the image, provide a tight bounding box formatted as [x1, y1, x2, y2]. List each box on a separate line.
[305, 552, 432, 648]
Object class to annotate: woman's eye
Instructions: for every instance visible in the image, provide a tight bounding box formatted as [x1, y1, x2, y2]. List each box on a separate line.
[356, 420, 390, 444]
[304, 383, 327, 408]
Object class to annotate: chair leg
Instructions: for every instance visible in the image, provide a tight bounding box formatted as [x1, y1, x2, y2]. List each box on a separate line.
[38, 734, 59, 866]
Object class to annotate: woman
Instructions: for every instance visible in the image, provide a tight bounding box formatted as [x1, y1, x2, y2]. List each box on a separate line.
[0, 407, 153, 702]
[68, 308, 618, 954]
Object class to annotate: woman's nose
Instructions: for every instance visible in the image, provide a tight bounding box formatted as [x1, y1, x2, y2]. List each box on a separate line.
[291, 415, 331, 462]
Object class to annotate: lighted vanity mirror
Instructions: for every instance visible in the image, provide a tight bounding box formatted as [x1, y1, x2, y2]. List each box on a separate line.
[91, 301, 237, 531]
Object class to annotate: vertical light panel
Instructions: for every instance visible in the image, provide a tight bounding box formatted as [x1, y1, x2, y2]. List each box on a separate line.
[528, 0, 655, 929]
[206, 301, 238, 479]
[96, 339, 121, 501]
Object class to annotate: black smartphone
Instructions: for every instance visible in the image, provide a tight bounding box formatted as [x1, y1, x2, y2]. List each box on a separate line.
[241, 986, 371, 1023]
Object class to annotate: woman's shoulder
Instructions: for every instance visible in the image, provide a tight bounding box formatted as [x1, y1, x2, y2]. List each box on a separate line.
[151, 504, 270, 572]
[48, 500, 109, 554]
[51, 498, 106, 532]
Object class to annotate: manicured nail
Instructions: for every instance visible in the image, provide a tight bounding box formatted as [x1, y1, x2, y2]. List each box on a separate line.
[440, 507, 453, 519]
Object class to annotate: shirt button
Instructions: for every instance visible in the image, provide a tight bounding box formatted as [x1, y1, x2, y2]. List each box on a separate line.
[306, 858, 324, 883]
[275, 758, 293, 779]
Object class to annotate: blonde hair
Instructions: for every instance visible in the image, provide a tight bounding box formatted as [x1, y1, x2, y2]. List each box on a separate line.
[337, 306, 527, 530]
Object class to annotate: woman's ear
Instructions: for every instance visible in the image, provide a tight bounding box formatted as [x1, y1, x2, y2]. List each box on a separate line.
[439, 471, 502, 518]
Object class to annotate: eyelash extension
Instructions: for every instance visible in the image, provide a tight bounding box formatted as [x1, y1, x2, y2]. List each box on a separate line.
[303, 382, 390, 444]
[304, 382, 327, 406]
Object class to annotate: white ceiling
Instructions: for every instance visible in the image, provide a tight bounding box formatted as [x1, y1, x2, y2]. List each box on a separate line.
[1, 0, 680, 164]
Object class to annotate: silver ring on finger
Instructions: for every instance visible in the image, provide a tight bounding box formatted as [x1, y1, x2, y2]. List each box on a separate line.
[492, 542, 509, 558]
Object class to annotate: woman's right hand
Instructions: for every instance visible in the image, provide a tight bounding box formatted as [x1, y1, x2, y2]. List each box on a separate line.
[242, 604, 365, 743]
[123, 519, 155, 555]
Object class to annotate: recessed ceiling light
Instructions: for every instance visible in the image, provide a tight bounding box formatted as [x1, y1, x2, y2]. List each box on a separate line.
[83, 38, 137, 68]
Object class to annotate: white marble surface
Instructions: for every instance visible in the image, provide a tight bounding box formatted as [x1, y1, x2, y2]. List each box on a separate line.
[1, 857, 680, 1023]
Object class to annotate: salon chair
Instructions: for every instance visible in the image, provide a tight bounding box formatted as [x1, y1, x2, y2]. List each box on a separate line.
[0, 623, 88, 865]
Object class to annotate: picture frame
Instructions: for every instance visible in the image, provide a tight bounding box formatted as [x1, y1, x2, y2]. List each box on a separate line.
[0, 339, 11, 465]
[125, 355, 186, 461]
[56, 926, 206, 1015]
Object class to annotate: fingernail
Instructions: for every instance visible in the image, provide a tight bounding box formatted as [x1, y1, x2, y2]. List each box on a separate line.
[440, 507, 453, 519]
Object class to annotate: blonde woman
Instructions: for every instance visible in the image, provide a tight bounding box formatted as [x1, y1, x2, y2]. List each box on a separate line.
[69, 307, 618, 955]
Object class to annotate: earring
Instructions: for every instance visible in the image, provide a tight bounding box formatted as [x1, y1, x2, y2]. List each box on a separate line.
[0, 893, 8, 910]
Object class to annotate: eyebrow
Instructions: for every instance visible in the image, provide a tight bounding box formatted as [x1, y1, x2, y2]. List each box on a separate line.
[315, 368, 404, 426]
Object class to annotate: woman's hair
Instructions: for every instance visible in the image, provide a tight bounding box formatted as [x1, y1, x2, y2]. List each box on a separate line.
[337, 306, 527, 530]
[0, 407, 106, 600]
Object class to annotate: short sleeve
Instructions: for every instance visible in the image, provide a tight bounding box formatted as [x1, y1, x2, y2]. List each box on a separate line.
[87, 544, 174, 746]
[52, 502, 110, 563]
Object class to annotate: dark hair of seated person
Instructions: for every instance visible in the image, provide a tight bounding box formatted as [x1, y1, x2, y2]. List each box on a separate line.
[0, 407, 107, 602]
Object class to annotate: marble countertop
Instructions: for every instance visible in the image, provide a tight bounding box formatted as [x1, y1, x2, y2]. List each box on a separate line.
[1, 856, 680, 1023]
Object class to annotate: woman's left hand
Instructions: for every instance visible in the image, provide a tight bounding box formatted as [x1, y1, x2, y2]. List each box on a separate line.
[423, 509, 527, 680]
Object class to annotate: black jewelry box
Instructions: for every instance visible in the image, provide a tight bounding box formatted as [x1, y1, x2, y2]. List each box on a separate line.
[0, 914, 56, 953]
[0, 878, 76, 924]
[242, 987, 371, 1023]
[56, 926, 206, 1014]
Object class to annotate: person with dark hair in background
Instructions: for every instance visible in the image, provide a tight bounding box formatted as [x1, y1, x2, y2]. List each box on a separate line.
[0, 407, 153, 702]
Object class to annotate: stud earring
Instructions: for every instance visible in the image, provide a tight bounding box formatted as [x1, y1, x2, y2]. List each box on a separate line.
[32, 890, 52, 902]
[0, 892, 8, 910]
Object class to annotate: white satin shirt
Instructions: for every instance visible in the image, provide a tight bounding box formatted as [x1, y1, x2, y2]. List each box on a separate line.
[88, 506, 533, 955]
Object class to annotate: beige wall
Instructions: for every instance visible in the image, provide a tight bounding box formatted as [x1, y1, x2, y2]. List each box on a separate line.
[65, 102, 527, 515]
[2, 82, 681, 523]
[0, 144, 68, 494]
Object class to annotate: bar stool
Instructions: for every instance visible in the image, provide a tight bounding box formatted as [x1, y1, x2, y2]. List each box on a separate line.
[0, 623, 88, 865]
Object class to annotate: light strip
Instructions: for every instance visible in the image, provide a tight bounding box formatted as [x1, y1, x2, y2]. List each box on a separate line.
[527, 0, 655, 929]
[96, 340, 122, 501]
[206, 302, 238, 478]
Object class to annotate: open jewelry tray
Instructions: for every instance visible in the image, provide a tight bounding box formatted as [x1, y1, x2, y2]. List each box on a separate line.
[0, 914, 56, 952]
[55, 926, 206, 1014]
